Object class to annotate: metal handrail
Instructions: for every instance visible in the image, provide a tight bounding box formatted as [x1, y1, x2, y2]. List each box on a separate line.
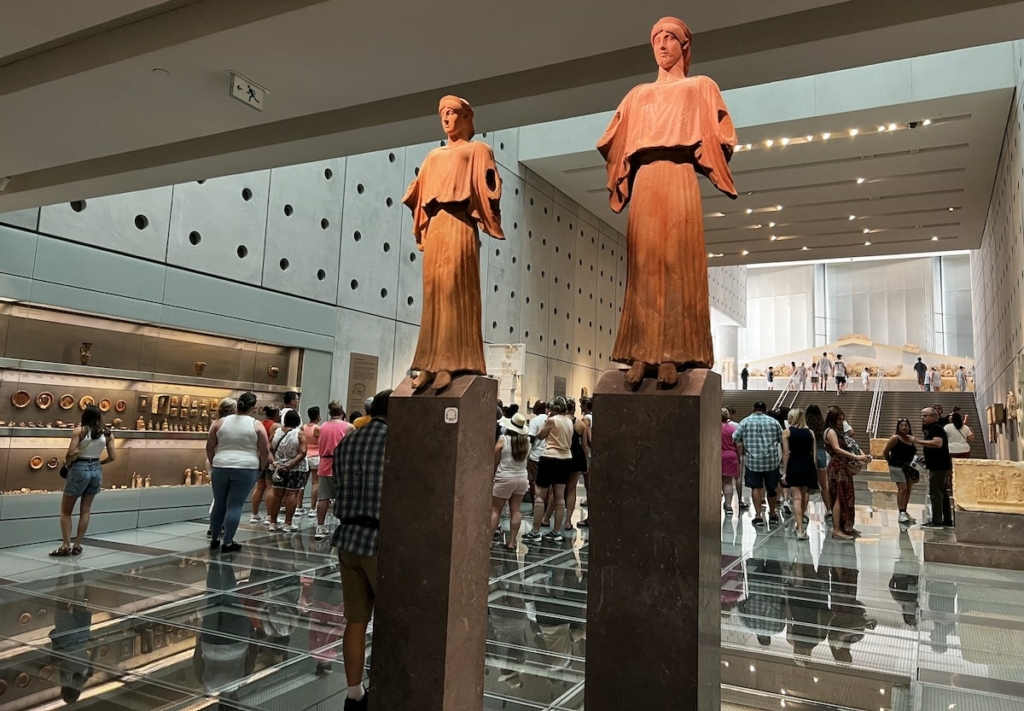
[866, 371, 884, 437]
[772, 376, 803, 411]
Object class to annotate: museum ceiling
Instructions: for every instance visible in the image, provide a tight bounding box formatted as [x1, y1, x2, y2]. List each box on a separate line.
[2, 0, 1024, 210]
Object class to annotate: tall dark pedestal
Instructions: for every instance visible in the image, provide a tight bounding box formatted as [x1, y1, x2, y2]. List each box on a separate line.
[370, 375, 497, 711]
[585, 369, 722, 711]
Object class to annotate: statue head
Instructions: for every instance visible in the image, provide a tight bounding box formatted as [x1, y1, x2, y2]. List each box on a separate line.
[650, 17, 692, 75]
[438, 95, 475, 141]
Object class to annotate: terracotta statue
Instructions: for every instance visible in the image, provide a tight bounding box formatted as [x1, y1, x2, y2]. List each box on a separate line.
[403, 95, 503, 390]
[598, 17, 737, 387]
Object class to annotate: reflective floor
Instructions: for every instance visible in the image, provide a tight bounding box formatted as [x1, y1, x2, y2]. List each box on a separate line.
[0, 474, 1022, 710]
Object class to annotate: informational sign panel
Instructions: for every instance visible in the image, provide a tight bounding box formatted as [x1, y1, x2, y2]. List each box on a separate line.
[553, 376, 567, 399]
[346, 353, 379, 418]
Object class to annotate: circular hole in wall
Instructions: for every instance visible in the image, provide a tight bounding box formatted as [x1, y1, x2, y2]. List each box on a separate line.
[515, 188, 520, 196]
[134, 214, 149, 230]
[510, 291, 515, 298]
[386, 197, 393, 207]
[526, 296, 530, 304]
[196, 179, 206, 185]
[321, 218, 330, 230]
[569, 223, 573, 231]
[539, 335, 544, 343]
[317, 269, 326, 281]
[383, 242, 391, 253]
[492, 321, 498, 329]
[530, 198, 535, 206]
[542, 239, 547, 246]
[509, 326, 514, 334]
[440, 140, 446, 147]
[242, 188, 253, 201]
[284, 204, 294, 217]
[324, 168, 334, 180]
[544, 207, 548, 214]
[495, 248, 500, 257]
[525, 330, 530, 338]
[512, 257, 517, 264]
[493, 285, 499, 292]
[380, 288, 388, 299]
[414, 167, 420, 176]
[555, 246, 559, 254]
[357, 184, 365, 194]
[188, 231, 202, 245]
[350, 279, 359, 290]
[557, 215, 561, 223]
[237, 245, 248, 258]
[409, 252, 417, 262]
[354, 231, 362, 242]
[407, 296, 414, 306]
[70, 200, 87, 213]
[500, 142, 505, 150]
[279, 258, 290, 270]
[553, 339, 558, 347]
[541, 270, 545, 277]
[388, 152, 396, 163]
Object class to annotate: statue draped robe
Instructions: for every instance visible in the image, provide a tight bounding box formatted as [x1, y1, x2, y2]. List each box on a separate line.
[598, 75, 737, 368]
[403, 140, 503, 376]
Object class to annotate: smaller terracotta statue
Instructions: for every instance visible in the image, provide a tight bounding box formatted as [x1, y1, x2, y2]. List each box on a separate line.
[195, 361, 206, 377]
[403, 95, 503, 391]
[80, 342, 92, 366]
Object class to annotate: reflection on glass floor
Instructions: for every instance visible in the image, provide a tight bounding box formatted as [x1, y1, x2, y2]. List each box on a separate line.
[0, 475, 1022, 709]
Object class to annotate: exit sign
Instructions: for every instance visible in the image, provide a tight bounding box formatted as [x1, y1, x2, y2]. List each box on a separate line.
[228, 72, 268, 111]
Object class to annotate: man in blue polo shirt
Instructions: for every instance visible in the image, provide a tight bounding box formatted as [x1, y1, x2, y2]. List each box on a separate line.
[732, 401, 784, 526]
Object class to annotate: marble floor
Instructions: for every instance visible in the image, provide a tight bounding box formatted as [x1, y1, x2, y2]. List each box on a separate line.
[0, 475, 1022, 710]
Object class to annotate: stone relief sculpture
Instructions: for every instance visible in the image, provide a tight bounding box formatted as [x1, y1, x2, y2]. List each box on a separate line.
[597, 17, 737, 388]
[403, 96, 503, 391]
[953, 459, 1024, 514]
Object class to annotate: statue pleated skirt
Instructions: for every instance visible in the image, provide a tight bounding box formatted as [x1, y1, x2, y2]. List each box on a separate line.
[412, 207, 487, 375]
[611, 159, 714, 368]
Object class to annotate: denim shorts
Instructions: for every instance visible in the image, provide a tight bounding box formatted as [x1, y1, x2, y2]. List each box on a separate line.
[64, 459, 102, 498]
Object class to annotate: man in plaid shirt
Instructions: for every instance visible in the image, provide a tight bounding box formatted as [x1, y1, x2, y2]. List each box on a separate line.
[331, 389, 391, 711]
[732, 401, 783, 526]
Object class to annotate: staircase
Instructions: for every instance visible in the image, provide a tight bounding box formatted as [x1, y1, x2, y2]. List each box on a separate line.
[723, 388, 875, 440]
[877, 390, 987, 458]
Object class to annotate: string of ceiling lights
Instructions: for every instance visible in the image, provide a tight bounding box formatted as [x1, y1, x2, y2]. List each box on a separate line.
[711, 117, 951, 259]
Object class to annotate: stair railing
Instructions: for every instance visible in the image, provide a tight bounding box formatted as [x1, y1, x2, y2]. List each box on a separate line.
[866, 370, 884, 438]
[773, 375, 797, 411]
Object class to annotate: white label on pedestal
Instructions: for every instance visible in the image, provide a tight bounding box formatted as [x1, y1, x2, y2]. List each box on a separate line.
[444, 407, 459, 424]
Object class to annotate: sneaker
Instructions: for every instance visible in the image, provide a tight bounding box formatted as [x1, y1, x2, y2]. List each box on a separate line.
[295, 507, 305, 515]
[315, 525, 328, 540]
[769, 513, 782, 525]
[249, 515, 261, 524]
[796, 531, 809, 540]
[738, 502, 750, 511]
[898, 511, 911, 523]
[277, 516, 286, 524]
[344, 692, 369, 711]
[221, 542, 242, 553]
[282, 524, 300, 533]
[315, 661, 332, 675]
[922, 521, 945, 528]
[267, 523, 280, 532]
[780, 502, 793, 516]
[209, 539, 220, 551]
[308, 509, 317, 518]
[752, 517, 765, 526]
[543, 532, 564, 543]
[724, 507, 734, 515]
[523, 532, 541, 542]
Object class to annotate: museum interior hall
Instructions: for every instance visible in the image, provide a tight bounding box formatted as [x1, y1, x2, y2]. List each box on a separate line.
[3, 2, 1024, 710]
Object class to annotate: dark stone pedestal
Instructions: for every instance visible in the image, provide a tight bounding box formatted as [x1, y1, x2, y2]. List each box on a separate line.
[370, 375, 497, 711]
[955, 510, 1023, 546]
[585, 368, 721, 711]
[924, 510, 1024, 571]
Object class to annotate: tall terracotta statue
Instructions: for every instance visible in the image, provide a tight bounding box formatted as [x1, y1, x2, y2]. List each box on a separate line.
[598, 17, 738, 388]
[403, 96, 504, 391]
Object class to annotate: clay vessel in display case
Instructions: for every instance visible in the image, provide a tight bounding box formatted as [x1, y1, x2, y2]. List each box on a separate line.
[195, 361, 206, 376]
[80, 342, 92, 365]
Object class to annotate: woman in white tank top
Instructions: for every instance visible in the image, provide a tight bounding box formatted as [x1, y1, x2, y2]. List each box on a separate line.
[207, 392, 270, 552]
[52, 405, 116, 557]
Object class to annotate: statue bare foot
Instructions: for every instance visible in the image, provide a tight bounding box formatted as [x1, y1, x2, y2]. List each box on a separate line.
[433, 370, 453, 390]
[657, 362, 679, 388]
[412, 370, 435, 390]
[624, 362, 648, 388]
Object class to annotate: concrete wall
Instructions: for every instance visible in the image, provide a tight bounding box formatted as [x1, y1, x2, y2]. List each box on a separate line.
[972, 41, 1024, 459]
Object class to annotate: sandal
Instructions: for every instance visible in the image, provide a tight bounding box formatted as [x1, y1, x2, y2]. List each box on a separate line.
[49, 546, 72, 557]
[71, 545, 83, 556]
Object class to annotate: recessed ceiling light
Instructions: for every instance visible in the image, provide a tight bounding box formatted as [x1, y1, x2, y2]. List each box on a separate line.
[856, 178, 865, 184]
[923, 119, 932, 126]
[849, 215, 856, 220]
[931, 236, 939, 241]
[745, 208, 753, 214]
[152, 68, 170, 76]
[801, 246, 809, 251]
[849, 128, 859, 136]
[864, 241, 872, 246]
[878, 125, 887, 132]
[780, 137, 790, 146]
[863, 228, 871, 234]
[741, 250, 749, 256]
[806, 135, 814, 141]
[769, 222, 776, 228]
[822, 132, 831, 140]
[888, 123, 897, 131]
[765, 139, 774, 147]
[948, 207, 955, 211]
[746, 143, 753, 150]
[707, 252, 714, 258]
[770, 235, 778, 241]
[776, 205, 783, 211]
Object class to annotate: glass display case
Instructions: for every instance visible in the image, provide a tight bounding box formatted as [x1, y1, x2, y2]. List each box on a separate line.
[0, 303, 302, 495]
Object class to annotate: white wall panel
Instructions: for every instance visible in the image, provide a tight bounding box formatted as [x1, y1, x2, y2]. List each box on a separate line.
[396, 143, 432, 326]
[485, 171, 524, 344]
[337, 149, 406, 319]
[167, 172, 270, 283]
[262, 158, 346, 303]
[547, 201, 577, 362]
[40, 186, 172, 262]
[0, 208, 39, 231]
[331, 307, 397, 403]
[596, 230, 619, 366]
[572, 219, 599, 368]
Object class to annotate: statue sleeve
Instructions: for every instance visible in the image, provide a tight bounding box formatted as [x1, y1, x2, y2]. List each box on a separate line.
[697, 77, 738, 199]
[401, 174, 427, 249]
[471, 143, 504, 240]
[596, 98, 632, 214]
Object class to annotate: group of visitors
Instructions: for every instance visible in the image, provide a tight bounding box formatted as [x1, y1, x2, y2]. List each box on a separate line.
[724, 395, 974, 538]
[740, 353, 859, 394]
